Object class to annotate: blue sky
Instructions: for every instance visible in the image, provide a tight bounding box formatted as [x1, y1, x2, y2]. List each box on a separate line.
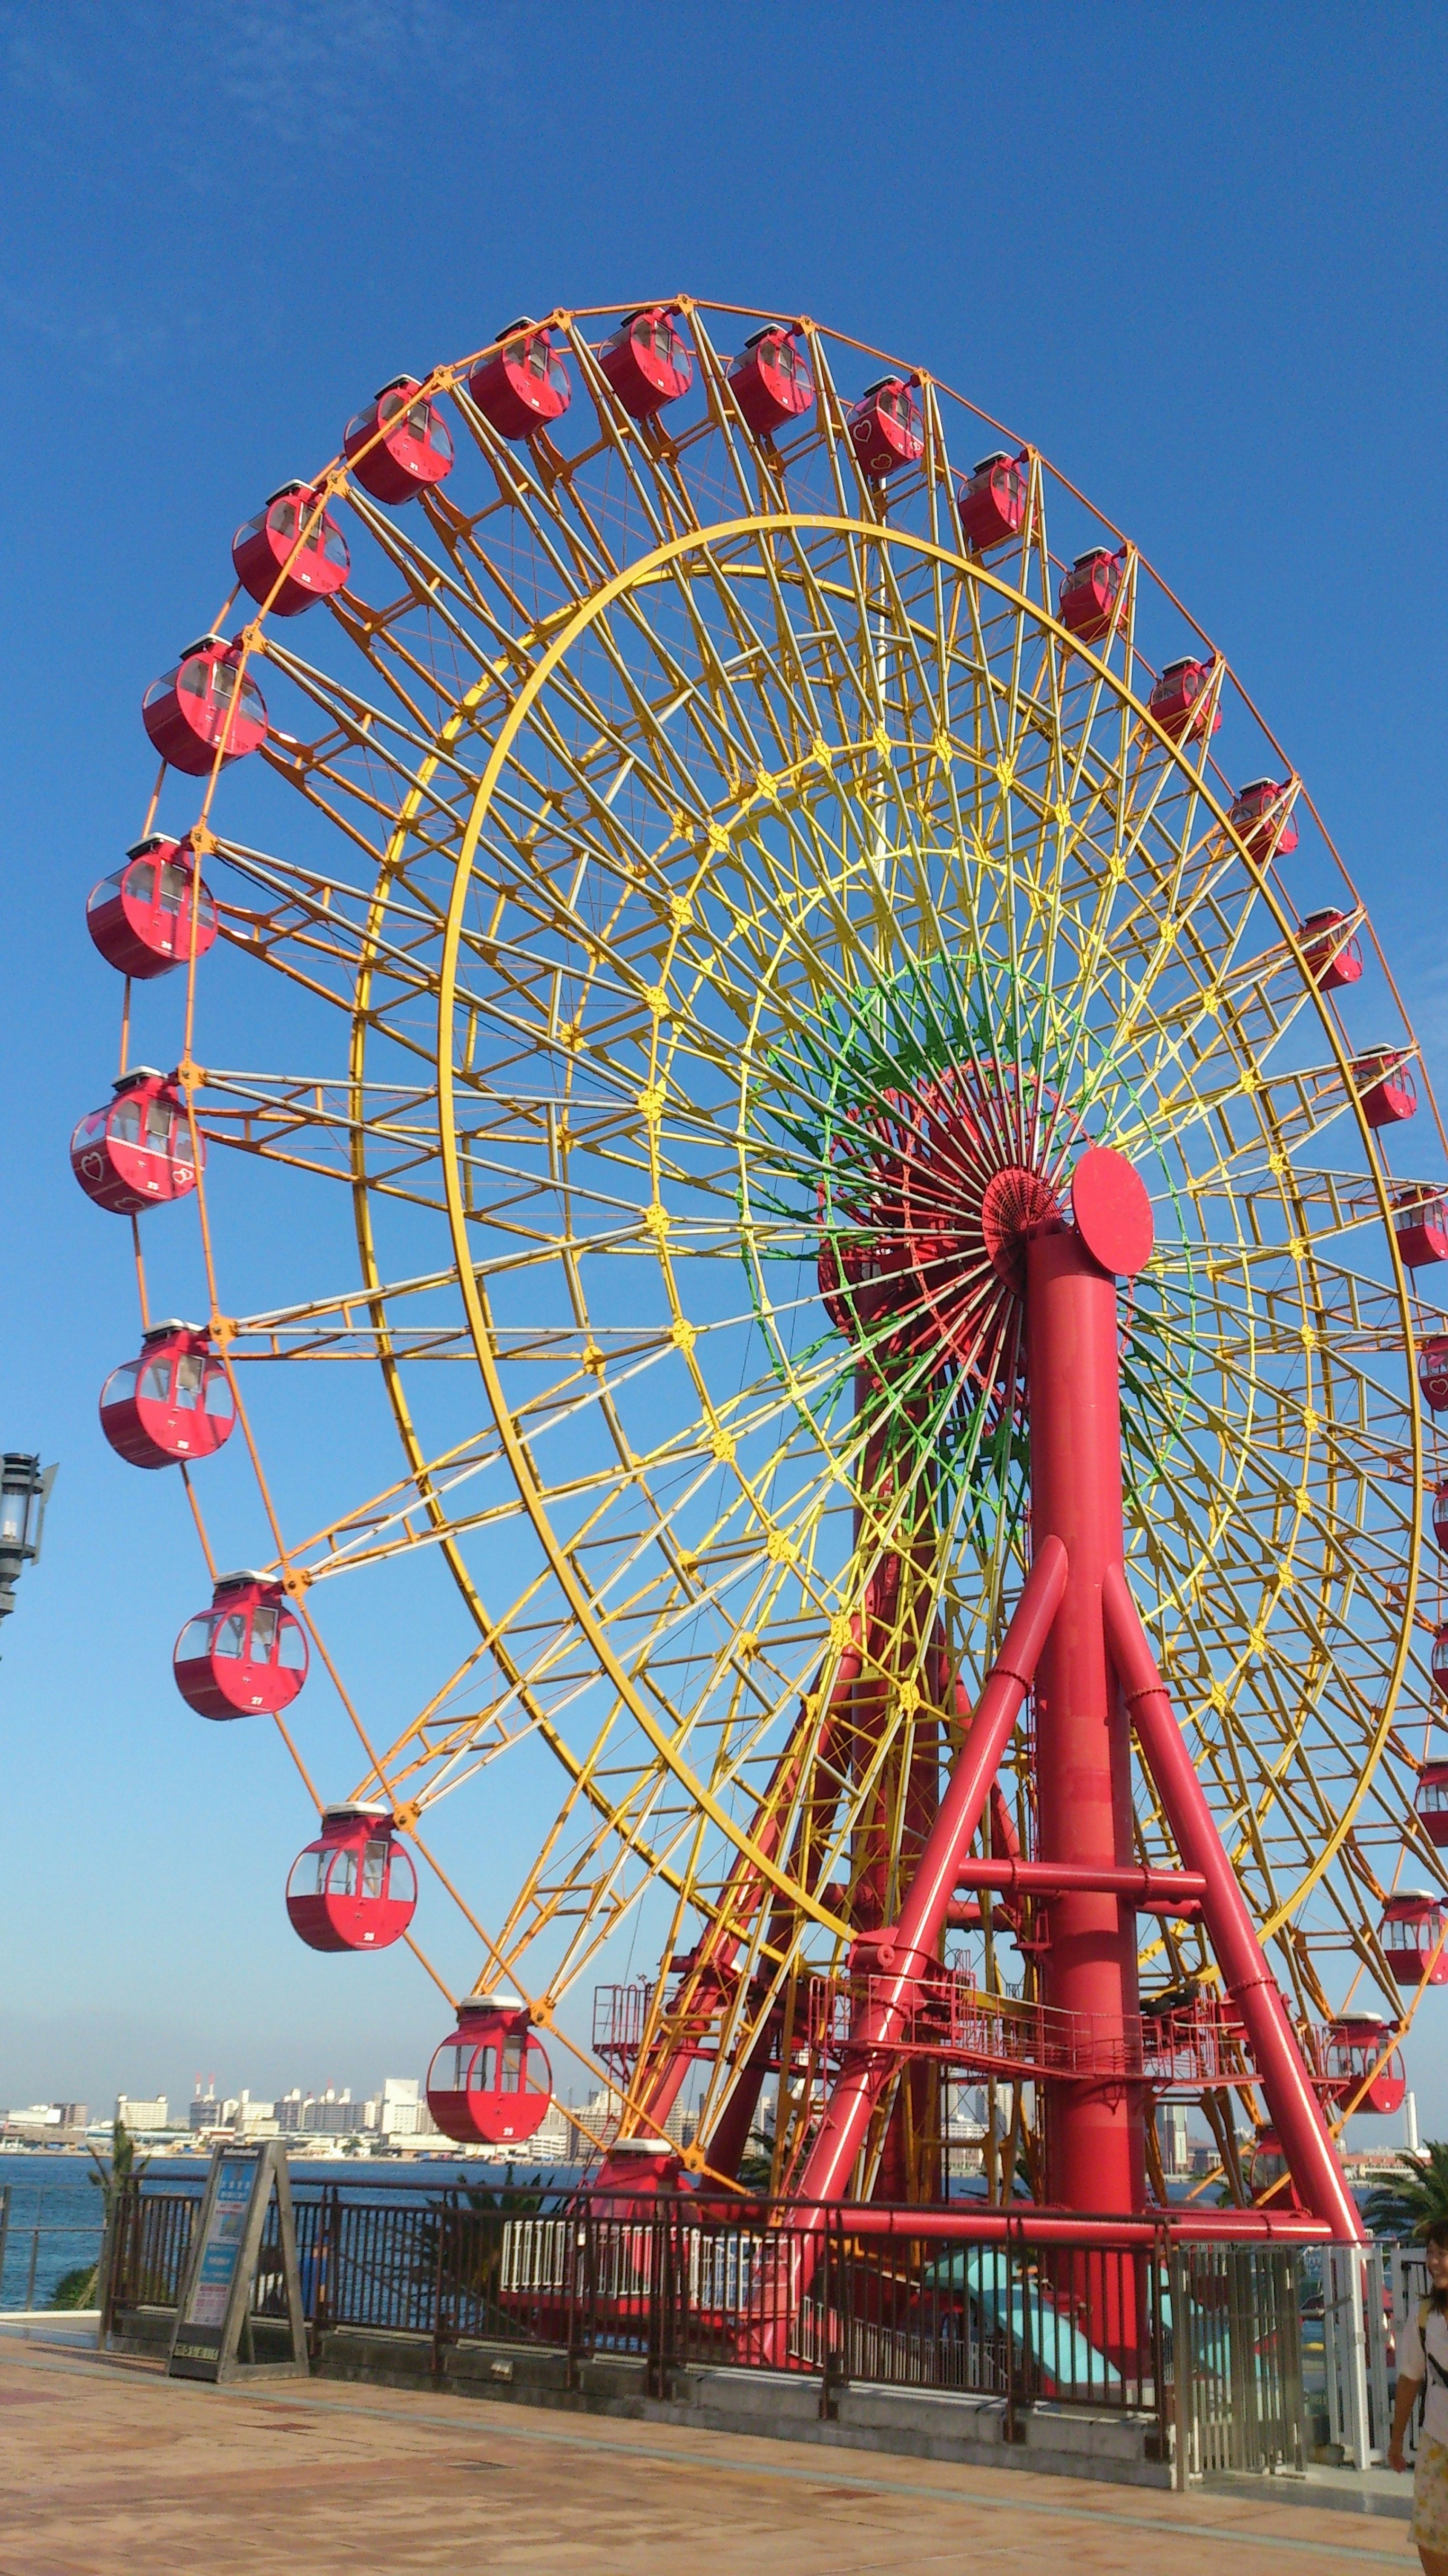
[0, 0, 1444, 2143]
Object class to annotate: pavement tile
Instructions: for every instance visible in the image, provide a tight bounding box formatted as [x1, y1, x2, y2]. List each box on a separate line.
[0, 2340, 1418, 2576]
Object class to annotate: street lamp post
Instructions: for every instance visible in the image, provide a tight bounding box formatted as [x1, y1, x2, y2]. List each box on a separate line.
[0, 1454, 57, 1646]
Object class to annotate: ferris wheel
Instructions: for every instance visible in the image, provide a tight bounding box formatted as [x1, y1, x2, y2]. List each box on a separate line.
[77, 298, 1448, 2201]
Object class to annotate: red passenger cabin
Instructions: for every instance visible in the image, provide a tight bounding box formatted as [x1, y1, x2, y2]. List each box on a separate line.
[344, 378, 454, 504]
[173, 1574, 308, 1721]
[70, 1070, 201, 1216]
[1421, 1340, 1448, 1412]
[1433, 1624, 1448, 1702]
[958, 450, 1028, 551]
[1434, 1478, 1448, 1548]
[1058, 547, 1125, 645]
[468, 321, 572, 442]
[1353, 1049, 1418, 1128]
[142, 637, 268, 776]
[86, 839, 217, 979]
[1418, 1762, 1448, 1851]
[1299, 907, 1364, 992]
[1381, 1892, 1448, 1986]
[1321, 2016, 1406, 2115]
[597, 307, 693, 418]
[727, 327, 814, 438]
[1228, 778, 1299, 859]
[847, 377, 923, 478]
[425, 1996, 553, 2146]
[1147, 656, 1220, 741]
[232, 482, 350, 616]
[99, 1323, 235, 1469]
[286, 1806, 417, 1952]
[1393, 1187, 1448, 1268]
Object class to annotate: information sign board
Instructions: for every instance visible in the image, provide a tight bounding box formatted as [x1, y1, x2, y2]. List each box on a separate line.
[168, 2140, 308, 2383]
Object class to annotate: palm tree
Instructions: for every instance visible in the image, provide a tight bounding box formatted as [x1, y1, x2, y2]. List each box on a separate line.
[50, 2118, 151, 2309]
[1363, 2141, 1448, 2242]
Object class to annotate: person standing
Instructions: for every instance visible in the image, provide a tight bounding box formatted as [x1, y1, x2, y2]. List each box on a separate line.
[1389, 2219, 1448, 2576]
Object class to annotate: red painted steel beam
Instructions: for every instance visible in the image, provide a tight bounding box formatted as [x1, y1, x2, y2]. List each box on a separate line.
[1025, 1216, 1147, 2218]
[1101, 1561, 1366, 2246]
[790, 1535, 1069, 2216]
[953, 1860, 1207, 1905]
[781, 2203, 1336, 2247]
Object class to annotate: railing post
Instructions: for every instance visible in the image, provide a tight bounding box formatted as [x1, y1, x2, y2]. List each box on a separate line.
[0, 2184, 9, 2310]
[646, 2210, 666, 2400]
[818, 2212, 838, 2419]
[1168, 2240, 1192, 2490]
[429, 2200, 452, 2383]
[24, 2224, 40, 2312]
[1343, 2246, 1372, 2472]
[95, 2185, 123, 2352]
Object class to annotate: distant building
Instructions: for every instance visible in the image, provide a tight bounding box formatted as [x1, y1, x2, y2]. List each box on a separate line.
[117, 2094, 168, 2131]
[376, 2078, 438, 2143]
[189, 2090, 221, 2132]
[1156, 2104, 1192, 2178]
[1, 2103, 87, 2140]
[530, 2099, 571, 2162]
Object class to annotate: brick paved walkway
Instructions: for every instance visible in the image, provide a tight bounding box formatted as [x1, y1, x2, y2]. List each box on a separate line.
[0, 2330, 1419, 2575]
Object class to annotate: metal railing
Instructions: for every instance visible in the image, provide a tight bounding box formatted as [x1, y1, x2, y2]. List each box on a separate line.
[99, 2173, 1316, 2476]
[0, 2185, 104, 2311]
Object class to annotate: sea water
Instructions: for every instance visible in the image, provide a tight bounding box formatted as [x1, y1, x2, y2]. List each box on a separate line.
[0, 2150, 586, 2310]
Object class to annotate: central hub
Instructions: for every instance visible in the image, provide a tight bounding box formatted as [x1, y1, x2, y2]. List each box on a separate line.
[816, 1062, 1065, 1381]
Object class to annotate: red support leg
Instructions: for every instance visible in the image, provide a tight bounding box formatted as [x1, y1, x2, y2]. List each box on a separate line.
[791, 1536, 1068, 2215]
[1101, 1563, 1365, 2244]
[1025, 1222, 1146, 2219]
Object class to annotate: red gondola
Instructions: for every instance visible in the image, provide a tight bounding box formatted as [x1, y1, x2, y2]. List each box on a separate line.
[1420, 1340, 1448, 1411]
[1433, 1479, 1448, 1547]
[344, 377, 454, 504]
[847, 377, 923, 479]
[1393, 1187, 1448, 1268]
[86, 839, 217, 979]
[597, 307, 693, 418]
[425, 1996, 553, 2146]
[1353, 1049, 1418, 1128]
[173, 1572, 308, 1721]
[1058, 547, 1125, 645]
[1321, 2016, 1407, 2115]
[285, 1806, 417, 1952]
[232, 482, 350, 616]
[727, 327, 814, 438]
[142, 636, 268, 777]
[1147, 656, 1221, 741]
[99, 1323, 235, 1470]
[1228, 778, 1299, 859]
[1432, 1624, 1448, 1702]
[958, 450, 1028, 551]
[1381, 1891, 1448, 1986]
[1418, 1761, 1448, 1851]
[70, 1070, 201, 1217]
[468, 321, 572, 442]
[1299, 906, 1363, 992]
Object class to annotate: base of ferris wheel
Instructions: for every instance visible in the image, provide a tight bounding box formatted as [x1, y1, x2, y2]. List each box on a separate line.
[589, 1150, 1371, 2281]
